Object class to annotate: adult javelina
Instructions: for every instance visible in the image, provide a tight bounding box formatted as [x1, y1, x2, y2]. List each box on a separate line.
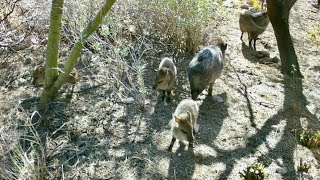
[168, 99, 199, 151]
[153, 57, 177, 101]
[188, 39, 227, 100]
[239, 9, 269, 49]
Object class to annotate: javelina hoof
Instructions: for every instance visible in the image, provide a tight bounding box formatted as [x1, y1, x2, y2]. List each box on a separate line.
[168, 137, 176, 152]
[161, 90, 166, 100]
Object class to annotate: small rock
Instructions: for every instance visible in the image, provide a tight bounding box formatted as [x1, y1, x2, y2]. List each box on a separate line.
[199, 94, 206, 100]
[258, 57, 271, 63]
[248, 7, 258, 13]
[31, 35, 39, 44]
[17, 78, 27, 85]
[178, 153, 181, 156]
[25, 57, 32, 65]
[240, 4, 250, 9]
[212, 95, 224, 103]
[222, 0, 234, 8]
[253, 51, 270, 58]
[276, 167, 288, 174]
[144, 99, 151, 105]
[271, 56, 280, 63]
[123, 97, 135, 104]
[95, 127, 104, 135]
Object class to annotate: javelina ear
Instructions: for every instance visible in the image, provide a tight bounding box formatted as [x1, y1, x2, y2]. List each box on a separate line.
[174, 115, 181, 123]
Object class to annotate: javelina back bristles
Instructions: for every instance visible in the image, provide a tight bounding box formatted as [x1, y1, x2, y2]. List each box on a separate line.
[153, 57, 177, 101]
[239, 9, 269, 49]
[168, 99, 199, 151]
[188, 39, 227, 100]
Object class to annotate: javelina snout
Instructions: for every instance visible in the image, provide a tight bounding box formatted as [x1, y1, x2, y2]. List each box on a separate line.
[188, 39, 227, 100]
[153, 57, 177, 101]
[239, 9, 269, 50]
[168, 99, 199, 151]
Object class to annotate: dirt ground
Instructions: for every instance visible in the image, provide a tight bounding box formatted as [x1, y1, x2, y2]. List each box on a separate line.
[1, 0, 320, 179]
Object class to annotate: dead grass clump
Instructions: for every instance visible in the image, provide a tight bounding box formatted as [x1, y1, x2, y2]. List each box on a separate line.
[133, 0, 220, 53]
[0, 110, 47, 179]
[61, 0, 151, 109]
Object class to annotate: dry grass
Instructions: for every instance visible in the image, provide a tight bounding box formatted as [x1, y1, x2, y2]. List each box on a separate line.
[0, 0, 320, 179]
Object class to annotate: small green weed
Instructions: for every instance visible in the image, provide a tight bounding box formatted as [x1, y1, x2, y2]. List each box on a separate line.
[239, 163, 268, 180]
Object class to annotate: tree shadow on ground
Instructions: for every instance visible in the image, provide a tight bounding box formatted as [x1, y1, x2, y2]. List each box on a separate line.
[167, 144, 195, 180]
[211, 74, 319, 179]
[241, 42, 275, 64]
[198, 93, 229, 145]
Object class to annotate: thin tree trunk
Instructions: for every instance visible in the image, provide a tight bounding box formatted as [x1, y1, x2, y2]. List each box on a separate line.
[40, 0, 64, 108]
[40, 0, 117, 108]
[266, 0, 303, 77]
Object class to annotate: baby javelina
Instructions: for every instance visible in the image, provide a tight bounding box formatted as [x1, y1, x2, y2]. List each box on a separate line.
[153, 57, 177, 101]
[188, 38, 227, 100]
[32, 64, 78, 86]
[239, 9, 269, 49]
[168, 99, 199, 151]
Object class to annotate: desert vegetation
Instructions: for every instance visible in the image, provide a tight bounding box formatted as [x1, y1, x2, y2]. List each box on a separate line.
[0, 0, 319, 179]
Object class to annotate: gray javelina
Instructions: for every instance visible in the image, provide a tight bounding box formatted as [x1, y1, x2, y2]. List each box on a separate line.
[153, 57, 177, 101]
[168, 99, 199, 151]
[239, 9, 269, 49]
[188, 39, 227, 100]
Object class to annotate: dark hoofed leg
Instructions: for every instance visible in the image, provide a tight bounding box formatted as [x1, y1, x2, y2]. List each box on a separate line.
[240, 32, 244, 41]
[189, 142, 194, 148]
[254, 39, 257, 50]
[166, 90, 171, 102]
[208, 83, 213, 96]
[167, 137, 176, 151]
[161, 90, 166, 100]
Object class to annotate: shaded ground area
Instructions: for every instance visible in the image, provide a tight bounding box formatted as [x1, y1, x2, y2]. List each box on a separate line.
[1, 0, 320, 179]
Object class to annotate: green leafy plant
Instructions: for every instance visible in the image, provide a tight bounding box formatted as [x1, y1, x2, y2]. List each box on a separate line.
[310, 22, 320, 48]
[239, 163, 268, 180]
[299, 130, 320, 149]
[247, 0, 261, 10]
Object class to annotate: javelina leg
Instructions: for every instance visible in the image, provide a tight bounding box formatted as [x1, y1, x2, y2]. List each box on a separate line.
[208, 83, 214, 96]
[249, 39, 253, 48]
[253, 39, 257, 50]
[191, 90, 197, 100]
[189, 141, 194, 148]
[166, 90, 171, 102]
[240, 32, 244, 41]
[168, 137, 176, 151]
[161, 90, 166, 100]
